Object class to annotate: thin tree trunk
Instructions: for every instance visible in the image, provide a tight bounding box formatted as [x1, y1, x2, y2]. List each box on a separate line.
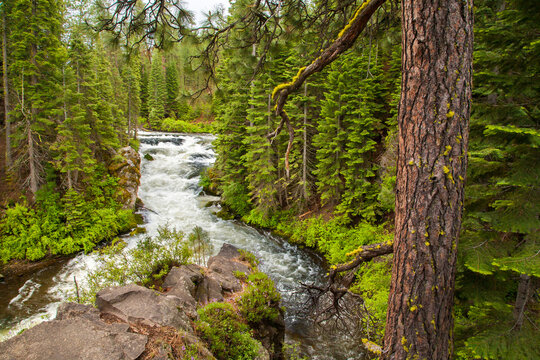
[62, 67, 72, 189]
[382, 1, 473, 359]
[302, 82, 308, 200]
[512, 274, 530, 331]
[28, 0, 39, 198]
[2, 10, 11, 167]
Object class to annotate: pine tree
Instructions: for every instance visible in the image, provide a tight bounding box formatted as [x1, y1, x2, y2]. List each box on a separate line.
[122, 54, 141, 139]
[148, 50, 166, 128]
[165, 61, 179, 118]
[9, 0, 66, 198]
[454, 1, 540, 358]
[139, 62, 149, 121]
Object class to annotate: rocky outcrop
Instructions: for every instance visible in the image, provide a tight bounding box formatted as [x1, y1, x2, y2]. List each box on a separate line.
[96, 284, 191, 331]
[0, 303, 147, 360]
[108, 146, 141, 210]
[0, 244, 285, 360]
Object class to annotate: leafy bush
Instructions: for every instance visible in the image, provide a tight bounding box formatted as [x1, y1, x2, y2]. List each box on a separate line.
[238, 249, 259, 269]
[349, 260, 392, 338]
[79, 225, 192, 303]
[283, 215, 391, 264]
[195, 302, 261, 360]
[237, 272, 281, 324]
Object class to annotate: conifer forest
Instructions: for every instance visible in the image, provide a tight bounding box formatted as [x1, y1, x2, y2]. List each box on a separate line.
[0, 0, 538, 359]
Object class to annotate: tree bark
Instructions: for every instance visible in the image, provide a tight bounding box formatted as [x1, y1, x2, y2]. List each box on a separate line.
[512, 274, 530, 331]
[2, 9, 11, 167]
[382, 1, 473, 359]
[302, 82, 308, 200]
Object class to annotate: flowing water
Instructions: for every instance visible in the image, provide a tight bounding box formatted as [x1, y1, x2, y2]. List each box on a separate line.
[0, 132, 363, 359]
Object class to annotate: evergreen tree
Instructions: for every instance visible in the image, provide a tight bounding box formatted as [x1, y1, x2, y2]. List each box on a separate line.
[122, 53, 141, 139]
[139, 62, 149, 120]
[9, 0, 66, 198]
[455, 1, 540, 358]
[165, 61, 179, 118]
[148, 50, 166, 128]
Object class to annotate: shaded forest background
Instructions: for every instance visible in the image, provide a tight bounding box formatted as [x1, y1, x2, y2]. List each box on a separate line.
[0, 0, 538, 359]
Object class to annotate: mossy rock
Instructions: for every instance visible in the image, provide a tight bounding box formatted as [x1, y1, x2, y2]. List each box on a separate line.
[143, 153, 154, 161]
[130, 227, 147, 236]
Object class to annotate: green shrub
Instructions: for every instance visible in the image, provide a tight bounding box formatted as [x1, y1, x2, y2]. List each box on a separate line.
[195, 302, 261, 360]
[238, 249, 259, 269]
[237, 272, 281, 324]
[221, 182, 251, 217]
[78, 225, 192, 303]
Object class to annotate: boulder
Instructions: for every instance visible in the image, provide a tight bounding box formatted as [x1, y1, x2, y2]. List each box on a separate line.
[251, 312, 286, 360]
[207, 245, 251, 293]
[108, 146, 141, 210]
[162, 264, 205, 318]
[96, 284, 191, 331]
[0, 308, 147, 360]
[55, 302, 101, 322]
[195, 276, 224, 304]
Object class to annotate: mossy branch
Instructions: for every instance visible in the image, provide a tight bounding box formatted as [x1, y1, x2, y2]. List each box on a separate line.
[268, 0, 387, 178]
[329, 240, 393, 287]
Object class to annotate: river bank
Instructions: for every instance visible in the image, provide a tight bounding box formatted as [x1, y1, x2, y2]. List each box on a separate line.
[1, 244, 285, 360]
[1, 132, 365, 359]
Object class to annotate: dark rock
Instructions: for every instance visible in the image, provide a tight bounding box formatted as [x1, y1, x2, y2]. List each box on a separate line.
[195, 276, 224, 304]
[0, 317, 146, 360]
[96, 284, 191, 331]
[252, 311, 286, 360]
[215, 243, 241, 259]
[163, 264, 204, 291]
[143, 153, 154, 161]
[162, 265, 205, 318]
[207, 247, 250, 293]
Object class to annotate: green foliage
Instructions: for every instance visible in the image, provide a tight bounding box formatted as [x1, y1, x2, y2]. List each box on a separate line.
[221, 182, 251, 217]
[195, 302, 261, 360]
[284, 215, 392, 265]
[453, 1, 540, 357]
[79, 225, 192, 303]
[189, 226, 213, 266]
[160, 117, 215, 133]
[238, 249, 260, 269]
[148, 51, 166, 128]
[0, 176, 134, 263]
[349, 260, 392, 338]
[237, 271, 281, 324]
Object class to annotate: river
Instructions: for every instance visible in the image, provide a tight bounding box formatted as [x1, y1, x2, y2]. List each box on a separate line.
[0, 132, 363, 359]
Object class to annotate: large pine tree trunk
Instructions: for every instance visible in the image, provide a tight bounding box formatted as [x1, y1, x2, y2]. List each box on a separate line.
[382, 1, 473, 359]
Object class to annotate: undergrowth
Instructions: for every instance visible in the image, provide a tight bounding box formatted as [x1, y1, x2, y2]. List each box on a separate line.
[0, 174, 135, 263]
